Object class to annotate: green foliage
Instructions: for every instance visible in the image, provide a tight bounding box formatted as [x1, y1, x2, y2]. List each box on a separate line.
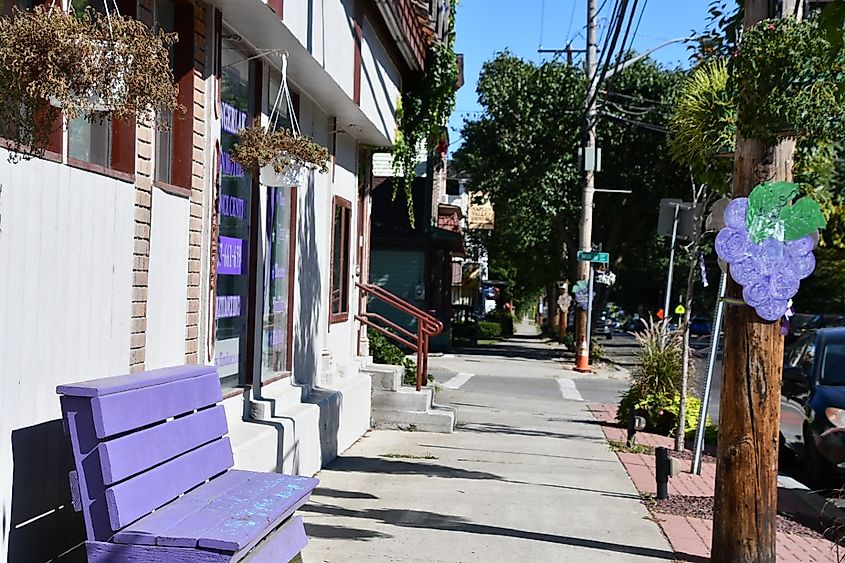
[392, 2, 458, 216]
[368, 329, 418, 386]
[485, 309, 514, 336]
[455, 52, 690, 312]
[478, 321, 502, 339]
[590, 342, 606, 363]
[616, 318, 693, 435]
[562, 332, 575, 352]
[732, 17, 845, 142]
[667, 59, 735, 192]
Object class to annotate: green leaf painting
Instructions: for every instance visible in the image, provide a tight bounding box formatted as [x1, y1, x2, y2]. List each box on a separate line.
[781, 197, 827, 241]
[745, 181, 826, 243]
[747, 181, 798, 243]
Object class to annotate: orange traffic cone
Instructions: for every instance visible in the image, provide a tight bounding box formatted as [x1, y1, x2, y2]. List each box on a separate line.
[574, 336, 591, 373]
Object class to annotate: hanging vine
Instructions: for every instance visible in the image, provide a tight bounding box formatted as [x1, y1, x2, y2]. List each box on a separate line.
[391, 1, 458, 221]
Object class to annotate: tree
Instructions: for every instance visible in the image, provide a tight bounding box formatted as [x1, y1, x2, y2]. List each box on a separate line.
[455, 52, 693, 315]
[453, 53, 585, 309]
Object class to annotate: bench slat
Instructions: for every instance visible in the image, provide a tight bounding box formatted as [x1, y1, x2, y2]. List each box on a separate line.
[198, 475, 317, 552]
[232, 515, 307, 563]
[99, 406, 229, 485]
[113, 470, 254, 546]
[152, 472, 316, 552]
[105, 438, 234, 531]
[130, 470, 318, 553]
[92, 372, 223, 438]
[58, 365, 217, 397]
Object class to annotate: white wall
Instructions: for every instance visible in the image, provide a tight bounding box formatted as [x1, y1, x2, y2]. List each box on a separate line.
[361, 17, 401, 143]
[0, 154, 135, 562]
[145, 188, 190, 369]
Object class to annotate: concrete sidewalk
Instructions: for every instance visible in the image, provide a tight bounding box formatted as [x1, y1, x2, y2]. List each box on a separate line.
[301, 382, 675, 561]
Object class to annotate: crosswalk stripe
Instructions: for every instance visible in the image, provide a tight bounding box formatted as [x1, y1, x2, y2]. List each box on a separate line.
[557, 378, 584, 401]
[441, 372, 474, 389]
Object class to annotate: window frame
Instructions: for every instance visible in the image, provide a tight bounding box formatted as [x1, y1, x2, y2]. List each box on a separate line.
[66, 0, 137, 179]
[152, 0, 194, 197]
[329, 196, 352, 324]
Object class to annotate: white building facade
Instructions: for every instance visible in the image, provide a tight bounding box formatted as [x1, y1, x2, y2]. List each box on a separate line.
[0, 0, 434, 560]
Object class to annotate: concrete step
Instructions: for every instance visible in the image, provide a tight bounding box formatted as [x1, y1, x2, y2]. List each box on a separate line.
[371, 387, 432, 412]
[362, 363, 403, 391]
[371, 405, 456, 433]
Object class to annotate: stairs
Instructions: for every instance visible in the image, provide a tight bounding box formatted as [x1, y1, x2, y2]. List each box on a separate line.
[363, 363, 456, 433]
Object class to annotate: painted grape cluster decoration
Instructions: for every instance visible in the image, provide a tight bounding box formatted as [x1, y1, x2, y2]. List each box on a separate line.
[715, 181, 826, 321]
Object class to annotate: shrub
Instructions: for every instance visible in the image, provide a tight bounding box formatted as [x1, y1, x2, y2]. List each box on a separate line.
[562, 332, 575, 352]
[478, 321, 502, 339]
[368, 329, 417, 385]
[732, 17, 845, 142]
[484, 309, 514, 336]
[616, 318, 697, 436]
[590, 342, 606, 363]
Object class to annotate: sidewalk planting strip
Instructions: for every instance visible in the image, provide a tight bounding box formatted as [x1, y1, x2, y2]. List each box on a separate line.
[588, 402, 843, 562]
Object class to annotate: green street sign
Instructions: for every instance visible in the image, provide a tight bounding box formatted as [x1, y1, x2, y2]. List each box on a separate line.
[576, 251, 610, 263]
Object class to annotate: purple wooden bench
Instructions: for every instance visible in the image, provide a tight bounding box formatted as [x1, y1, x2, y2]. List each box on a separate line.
[56, 364, 318, 562]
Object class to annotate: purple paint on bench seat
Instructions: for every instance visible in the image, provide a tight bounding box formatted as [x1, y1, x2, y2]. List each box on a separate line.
[99, 405, 229, 485]
[113, 470, 254, 546]
[233, 516, 308, 563]
[105, 438, 234, 531]
[86, 540, 230, 563]
[156, 473, 316, 551]
[57, 365, 217, 397]
[91, 372, 223, 438]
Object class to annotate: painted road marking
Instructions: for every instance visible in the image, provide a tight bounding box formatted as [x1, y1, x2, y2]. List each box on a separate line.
[557, 378, 584, 401]
[442, 372, 474, 390]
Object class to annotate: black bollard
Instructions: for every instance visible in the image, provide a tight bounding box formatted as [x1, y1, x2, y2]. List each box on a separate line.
[656, 447, 670, 500]
[627, 407, 636, 447]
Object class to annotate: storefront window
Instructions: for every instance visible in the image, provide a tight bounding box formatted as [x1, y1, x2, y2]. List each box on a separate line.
[262, 185, 294, 380]
[215, 37, 252, 388]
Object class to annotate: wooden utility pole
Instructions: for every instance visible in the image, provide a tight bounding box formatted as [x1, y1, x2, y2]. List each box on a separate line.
[711, 1, 802, 561]
[575, 0, 598, 357]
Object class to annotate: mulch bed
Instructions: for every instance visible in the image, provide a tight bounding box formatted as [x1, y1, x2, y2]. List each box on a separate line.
[643, 494, 832, 540]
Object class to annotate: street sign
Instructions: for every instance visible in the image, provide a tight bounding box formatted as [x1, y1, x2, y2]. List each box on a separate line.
[675, 304, 686, 315]
[576, 251, 610, 263]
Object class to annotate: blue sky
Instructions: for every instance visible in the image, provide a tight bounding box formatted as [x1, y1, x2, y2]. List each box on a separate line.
[449, 0, 715, 150]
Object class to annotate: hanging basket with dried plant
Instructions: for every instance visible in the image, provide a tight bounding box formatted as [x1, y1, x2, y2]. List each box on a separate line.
[0, 4, 182, 160]
[228, 55, 330, 182]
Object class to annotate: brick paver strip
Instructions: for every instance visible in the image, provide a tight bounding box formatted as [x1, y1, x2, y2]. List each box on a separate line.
[588, 403, 842, 562]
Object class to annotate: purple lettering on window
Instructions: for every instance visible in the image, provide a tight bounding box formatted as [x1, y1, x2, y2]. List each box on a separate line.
[218, 236, 243, 275]
[216, 295, 241, 318]
[220, 151, 244, 178]
[221, 102, 248, 135]
[220, 193, 245, 219]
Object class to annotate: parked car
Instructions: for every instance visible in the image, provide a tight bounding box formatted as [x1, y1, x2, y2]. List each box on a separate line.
[779, 327, 845, 485]
[689, 317, 712, 336]
[451, 305, 479, 346]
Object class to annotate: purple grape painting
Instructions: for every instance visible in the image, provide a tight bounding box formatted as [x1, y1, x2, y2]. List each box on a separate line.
[714, 181, 825, 322]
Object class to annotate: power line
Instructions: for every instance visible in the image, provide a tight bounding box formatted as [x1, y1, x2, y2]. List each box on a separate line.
[564, 0, 577, 46]
[601, 110, 668, 133]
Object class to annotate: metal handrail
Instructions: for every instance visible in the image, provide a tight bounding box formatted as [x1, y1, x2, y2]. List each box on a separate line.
[356, 281, 443, 391]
